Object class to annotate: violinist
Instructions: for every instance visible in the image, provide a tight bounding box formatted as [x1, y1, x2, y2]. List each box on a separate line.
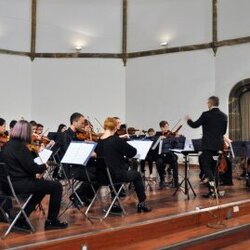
[113, 117, 129, 139]
[0, 118, 9, 149]
[1, 120, 68, 230]
[9, 120, 17, 131]
[57, 112, 97, 206]
[140, 128, 155, 178]
[155, 121, 179, 189]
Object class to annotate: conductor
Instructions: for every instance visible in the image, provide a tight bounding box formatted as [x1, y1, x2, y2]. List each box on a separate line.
[185, 96, 228, 197]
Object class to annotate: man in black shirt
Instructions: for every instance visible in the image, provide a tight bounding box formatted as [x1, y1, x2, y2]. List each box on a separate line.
[57, 112, 97, 206]
[186, 96, 228, 197]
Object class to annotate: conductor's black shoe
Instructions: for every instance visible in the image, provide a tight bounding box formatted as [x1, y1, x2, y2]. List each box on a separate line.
[202, 191, 215, 198]
[45, 219, 68, 230]
[110, 204, 122, 213]
[69, 193, 84, 208]
[137, 203, 152, 213]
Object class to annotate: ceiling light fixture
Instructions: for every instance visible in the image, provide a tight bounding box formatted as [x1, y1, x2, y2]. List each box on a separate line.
[75, 45, 83, 52]
[160, 41, 168, 47]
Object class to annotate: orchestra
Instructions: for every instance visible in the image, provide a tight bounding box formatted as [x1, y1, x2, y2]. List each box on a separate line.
[0, 98, 239, 232]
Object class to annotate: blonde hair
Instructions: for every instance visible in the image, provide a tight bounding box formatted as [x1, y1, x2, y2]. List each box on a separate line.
[104, 117, 117, 131]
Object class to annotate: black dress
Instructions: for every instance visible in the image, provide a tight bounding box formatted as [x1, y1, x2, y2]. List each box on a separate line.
[95, 135, 146, 202]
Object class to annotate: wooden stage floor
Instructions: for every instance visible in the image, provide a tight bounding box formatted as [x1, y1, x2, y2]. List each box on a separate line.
[1, 166, 250, 250]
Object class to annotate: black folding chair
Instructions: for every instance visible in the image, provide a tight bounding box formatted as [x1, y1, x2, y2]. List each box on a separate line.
[0, 162, 35, 239]
[85, 158, 127, 220]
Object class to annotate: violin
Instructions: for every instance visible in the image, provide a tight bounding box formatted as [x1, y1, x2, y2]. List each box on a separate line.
[0, 132, 9, 147]
[127, 127, 147, 135]
[163, 124, 183, 138]
[76, 131, 100, 142]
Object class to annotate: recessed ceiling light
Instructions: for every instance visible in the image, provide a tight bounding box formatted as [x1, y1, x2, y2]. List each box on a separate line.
[160, 41, 168, 46]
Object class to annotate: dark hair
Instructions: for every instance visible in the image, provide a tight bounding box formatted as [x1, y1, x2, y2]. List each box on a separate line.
[208, 96, 219, 106]
[147, 128, 155, 133]
[0, 118, 6, 126]
[9, 120, 17, 129]
[10, 120, 32, 144]
[36, 123, 44, 129]
[159, 120, 169, 128]
[30, 120, 37, 126]
[70, 112, 84, 125]
[57, 123, 67, 132]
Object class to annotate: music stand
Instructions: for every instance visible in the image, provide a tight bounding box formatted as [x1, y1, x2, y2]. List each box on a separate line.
[171, 138, 201, 199]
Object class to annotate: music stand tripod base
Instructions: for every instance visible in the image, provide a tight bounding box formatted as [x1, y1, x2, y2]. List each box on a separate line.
[172, 150, 197, 200]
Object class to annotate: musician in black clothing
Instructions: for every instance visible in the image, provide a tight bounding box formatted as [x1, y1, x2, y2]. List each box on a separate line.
[186, 96, 228, 197]
[155, 121, 179, 189]
[95, 117, 152, 213]
[56, 112, 97, 205]
[1, 120, 67, 230]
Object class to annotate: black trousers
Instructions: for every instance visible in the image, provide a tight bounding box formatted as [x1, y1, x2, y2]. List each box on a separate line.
[12, 178, 62, 220]
[199, 150, 218, 184]
[119, 170, 146, 203]
[156, 152, 178, 186]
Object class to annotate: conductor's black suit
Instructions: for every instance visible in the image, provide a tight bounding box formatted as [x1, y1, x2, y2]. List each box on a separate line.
[187, 107, 227, 182]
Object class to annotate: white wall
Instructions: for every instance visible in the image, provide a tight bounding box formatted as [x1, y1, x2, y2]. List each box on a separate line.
[126, 50, 215, 140]
[0, 54, 32, 125]
[31, 59, 125, 131]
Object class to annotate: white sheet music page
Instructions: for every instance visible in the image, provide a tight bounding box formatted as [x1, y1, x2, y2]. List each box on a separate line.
[127, 140, 153, 160]
[61, 141, 96, 166]
[34, 148, 53, 165]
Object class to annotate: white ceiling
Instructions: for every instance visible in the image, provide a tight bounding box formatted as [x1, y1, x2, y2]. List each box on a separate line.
[0, 0, 249, 53]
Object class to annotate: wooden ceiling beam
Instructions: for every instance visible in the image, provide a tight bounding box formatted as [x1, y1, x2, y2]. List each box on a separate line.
[30, 0, 37, 61]
[212, 0, 218, 55]
[122, 0, 128, 66]
[33, 52, 123, 58]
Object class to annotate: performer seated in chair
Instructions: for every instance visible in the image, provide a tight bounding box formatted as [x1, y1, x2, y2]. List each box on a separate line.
[155, 121, 179, 189]
[2, 120, 68, 230]
[95, 117, 152, 213]
[56, 112, 97, 207]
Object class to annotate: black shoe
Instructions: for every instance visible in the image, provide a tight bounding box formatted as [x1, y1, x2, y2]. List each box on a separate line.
[110, 204, 122, 213]
[45, 219, 68, 230]
[14, 218, 32, 230]
[69, 193, 84, 209]
[202, 191, 215, 198]
[137, 203, 152, 213]
[0, 210, 10, 223]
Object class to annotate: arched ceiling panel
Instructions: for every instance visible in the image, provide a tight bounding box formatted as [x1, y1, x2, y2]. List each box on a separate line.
[218, 0, 250, 40]
[36, 0, 122, 53]
[0, 0, 30, 51]
[127, 0, 212, 52]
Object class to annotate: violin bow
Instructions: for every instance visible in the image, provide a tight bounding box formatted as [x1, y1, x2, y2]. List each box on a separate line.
[94, 117, 104, 130]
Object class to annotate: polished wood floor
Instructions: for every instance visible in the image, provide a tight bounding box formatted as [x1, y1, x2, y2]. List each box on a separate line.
[1, 164, 250, 249]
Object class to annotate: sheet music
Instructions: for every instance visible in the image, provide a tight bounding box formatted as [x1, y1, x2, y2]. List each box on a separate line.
[34, 148, 53, 165]
[61, 141, 96, 166]
[184, 139, 194, 151]
[127, 140, 153, 160]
